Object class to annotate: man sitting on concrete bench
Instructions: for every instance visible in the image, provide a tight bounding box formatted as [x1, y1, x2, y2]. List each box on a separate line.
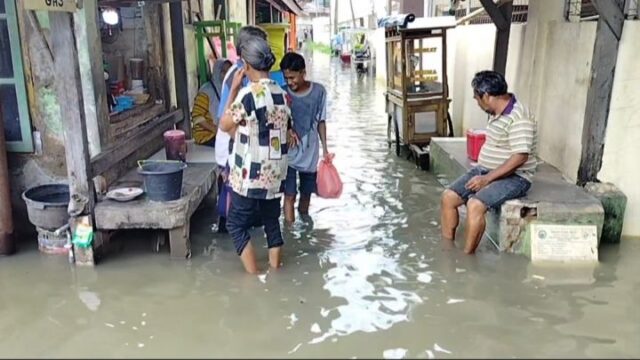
[440, 70, 538, 254]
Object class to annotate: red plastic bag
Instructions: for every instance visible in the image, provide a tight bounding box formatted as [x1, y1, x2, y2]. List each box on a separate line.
[317, 154, 343, 199]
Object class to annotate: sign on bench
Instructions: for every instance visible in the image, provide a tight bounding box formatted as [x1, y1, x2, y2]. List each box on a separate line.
[530, 224, 598, 262]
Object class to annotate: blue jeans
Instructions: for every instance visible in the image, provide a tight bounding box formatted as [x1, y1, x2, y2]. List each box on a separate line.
[226, 192, 283, 255]
[448, 166, 531, 209]
[284, 167, 317, 196]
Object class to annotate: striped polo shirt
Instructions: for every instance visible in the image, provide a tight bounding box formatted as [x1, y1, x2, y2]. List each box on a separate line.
[477, 95, 537, 180]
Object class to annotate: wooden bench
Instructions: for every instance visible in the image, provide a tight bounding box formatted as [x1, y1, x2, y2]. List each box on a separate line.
[94, 162, 218, 259]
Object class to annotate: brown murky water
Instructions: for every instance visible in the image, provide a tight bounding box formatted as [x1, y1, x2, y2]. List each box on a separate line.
[1, 53, 639, 359]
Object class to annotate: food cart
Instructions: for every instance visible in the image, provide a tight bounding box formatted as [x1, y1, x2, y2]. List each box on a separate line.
[338, 28, 373, 73]
[384, 17, 455, 170]
[350, 29, 373, 74]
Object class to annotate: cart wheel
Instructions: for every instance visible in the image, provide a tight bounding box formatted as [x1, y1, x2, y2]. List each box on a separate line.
[394, 116, 400, 157]
[447, 112, 454, 137]
[387, 114, 392, 148]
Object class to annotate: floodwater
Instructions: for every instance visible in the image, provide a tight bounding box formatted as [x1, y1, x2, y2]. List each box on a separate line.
[1, 52, 639, 359]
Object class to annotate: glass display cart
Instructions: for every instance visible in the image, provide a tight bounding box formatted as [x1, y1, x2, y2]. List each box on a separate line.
[384, 18, 455, 169]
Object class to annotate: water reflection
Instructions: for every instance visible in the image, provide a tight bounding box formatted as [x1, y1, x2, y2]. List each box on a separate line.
[0, 52, 639, 358]
[299, 55, 427, 347]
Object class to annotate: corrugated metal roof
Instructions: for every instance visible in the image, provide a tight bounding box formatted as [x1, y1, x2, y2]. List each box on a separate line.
[279, 0, 305, 15]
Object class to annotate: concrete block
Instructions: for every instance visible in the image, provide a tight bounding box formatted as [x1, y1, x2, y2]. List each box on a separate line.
[584, 182, 627, 244]
[429, 138, 468, 185]
[430, 137, 605, 261]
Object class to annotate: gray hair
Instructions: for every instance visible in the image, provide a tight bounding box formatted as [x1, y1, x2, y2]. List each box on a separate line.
[472, 70, 508, 97]
[240, 37, 276, 72]
[236, 26, 267, 56]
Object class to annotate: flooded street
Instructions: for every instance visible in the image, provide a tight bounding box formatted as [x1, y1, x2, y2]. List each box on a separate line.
[1, 53, 639, 358]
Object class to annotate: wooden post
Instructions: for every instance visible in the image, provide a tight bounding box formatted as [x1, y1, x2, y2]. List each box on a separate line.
[74, 0, 110, 154]
[49, 12, 97, 266]
[577, 0, 627, 185]
[0, 104, 15, 255]
[170, 1, 191, 138]
[145, 4, 169, 110]
[479, 0, 513, 75]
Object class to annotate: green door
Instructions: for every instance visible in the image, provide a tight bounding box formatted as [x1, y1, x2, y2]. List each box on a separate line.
[0, 0, 33, 152]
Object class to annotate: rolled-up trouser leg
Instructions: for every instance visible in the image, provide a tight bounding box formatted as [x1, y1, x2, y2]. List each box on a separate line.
[227, 192, 257, 255]
[259, 198, 284, 249]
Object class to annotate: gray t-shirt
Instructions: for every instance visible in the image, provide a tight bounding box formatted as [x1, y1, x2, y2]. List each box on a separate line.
[287, 82, 327, 173]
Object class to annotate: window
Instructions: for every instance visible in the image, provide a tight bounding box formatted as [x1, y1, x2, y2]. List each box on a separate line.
[213, 0, 227, 20]
[186, 0, 203, 24]
[445, 0, 529, 24]
[256, 0, 271, 23]
[565, 0, 639, 21]
[405, 37, 444, 95]
[0, 0, 33, 152]
[565, 0, 598, 21]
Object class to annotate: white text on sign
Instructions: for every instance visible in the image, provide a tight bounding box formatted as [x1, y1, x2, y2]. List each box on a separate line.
[23, 0, 77, 12]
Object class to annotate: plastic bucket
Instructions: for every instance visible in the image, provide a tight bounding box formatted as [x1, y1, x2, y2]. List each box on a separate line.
[466, 129, 487, 162]
[21, 184, 70, 230]
[137, 160, 187, 201]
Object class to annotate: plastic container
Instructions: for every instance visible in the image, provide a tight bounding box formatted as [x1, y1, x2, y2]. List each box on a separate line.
[37, 227, 69, 255]
[21, 184, 70, 230]
[164, 130, 187, 162]
[129, 58, 144, 80]
[466, 129, 487, 162]
[130, 79, 144, 90]
[137, 160, 187, 201]
[110, 80, 125, 96]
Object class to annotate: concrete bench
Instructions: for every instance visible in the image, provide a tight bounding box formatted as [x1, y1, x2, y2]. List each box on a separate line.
[430, 138, 605, 258]
[94, 144, 218, 259]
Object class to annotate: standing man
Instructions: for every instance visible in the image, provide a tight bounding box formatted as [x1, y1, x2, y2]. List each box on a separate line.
[280, 52, 329, 223]
[440, 71, 537, 254]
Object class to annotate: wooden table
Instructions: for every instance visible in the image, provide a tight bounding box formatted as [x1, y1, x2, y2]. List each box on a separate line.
[94, 162, 218, 259]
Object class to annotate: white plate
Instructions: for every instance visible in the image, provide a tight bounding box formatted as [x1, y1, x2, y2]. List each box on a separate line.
[106, 187, 144, 202]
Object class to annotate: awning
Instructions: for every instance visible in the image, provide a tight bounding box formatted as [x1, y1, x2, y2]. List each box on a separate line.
[279, 0, 305, 16]
[259, 0, 305, 16]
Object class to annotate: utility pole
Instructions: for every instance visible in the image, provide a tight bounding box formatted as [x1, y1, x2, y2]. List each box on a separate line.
[329, 0, 332, 36]
[349, 0, 356, 27]
[334, 0, 339, 34]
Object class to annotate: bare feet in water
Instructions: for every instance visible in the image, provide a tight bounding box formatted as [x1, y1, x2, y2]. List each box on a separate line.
[441, 238, 456, 251]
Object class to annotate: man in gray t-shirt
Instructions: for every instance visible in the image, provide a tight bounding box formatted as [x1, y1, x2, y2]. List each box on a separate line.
[280, 53, 329, 223]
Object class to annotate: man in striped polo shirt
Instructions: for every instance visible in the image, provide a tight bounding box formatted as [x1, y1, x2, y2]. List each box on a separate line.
[441, 71, 537, 254]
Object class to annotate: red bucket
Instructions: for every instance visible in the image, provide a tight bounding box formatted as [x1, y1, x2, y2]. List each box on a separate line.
[466, 129, 486, 162]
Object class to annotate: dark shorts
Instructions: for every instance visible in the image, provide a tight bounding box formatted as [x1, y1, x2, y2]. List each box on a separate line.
[284, 167, 317, 196]
[448, 166, 531, 209]
[226, 192, 283, 255]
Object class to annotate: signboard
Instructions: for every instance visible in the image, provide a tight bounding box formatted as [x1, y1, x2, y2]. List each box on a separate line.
[531, 224, 598, 262]
[23, 0, 77, 12]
